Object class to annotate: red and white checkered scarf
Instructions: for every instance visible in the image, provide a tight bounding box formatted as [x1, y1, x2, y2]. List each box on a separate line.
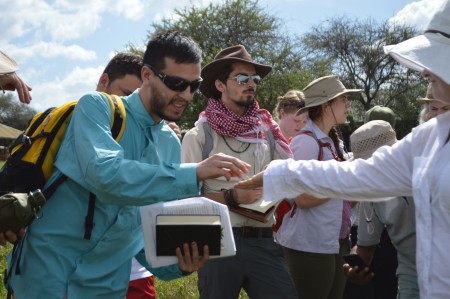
[196, 98, 292, 159]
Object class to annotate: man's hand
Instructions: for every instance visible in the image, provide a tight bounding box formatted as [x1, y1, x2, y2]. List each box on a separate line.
[0, 229, 25, 246]
[176, 242, 209, 273]
[196, 153, 251, 182]
[234, 171, 264, 189]
[343, 263, 374, 285]
[0, 73, 32, 104]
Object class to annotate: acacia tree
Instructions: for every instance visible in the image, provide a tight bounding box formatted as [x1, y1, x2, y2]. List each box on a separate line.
[131, 0, 330, 130]
[0, 94, 37, 130]
[302, 17, 425, 131]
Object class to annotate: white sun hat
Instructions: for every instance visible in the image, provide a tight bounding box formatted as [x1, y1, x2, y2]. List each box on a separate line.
[383, 0, 450, 84]
[0, 51, 19, 74]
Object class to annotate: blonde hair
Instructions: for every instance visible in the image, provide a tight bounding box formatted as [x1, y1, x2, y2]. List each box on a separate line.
[273, 90, 305, 121]
[418, 104, 431, 124]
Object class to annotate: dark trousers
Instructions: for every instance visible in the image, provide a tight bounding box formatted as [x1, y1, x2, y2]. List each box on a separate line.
[343, 228, 398, 299]
[198, 230, 297, 299]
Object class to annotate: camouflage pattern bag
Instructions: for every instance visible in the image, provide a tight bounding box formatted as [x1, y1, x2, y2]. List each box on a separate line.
[0, 190, 45, 233]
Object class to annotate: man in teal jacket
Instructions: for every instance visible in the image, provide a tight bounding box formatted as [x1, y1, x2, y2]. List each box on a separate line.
[5, 30, 250, 299]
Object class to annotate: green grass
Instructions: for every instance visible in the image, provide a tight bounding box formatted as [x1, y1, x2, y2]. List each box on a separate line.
[1, 244, 12, 298]
[1, 245, 249, 298]
[155, 274, 249, 299]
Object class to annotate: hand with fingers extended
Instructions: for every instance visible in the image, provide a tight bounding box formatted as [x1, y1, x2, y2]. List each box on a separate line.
[233, 170, 264, 190]
[196, 153, 251, 182]
[176, 242, 209, 273]
[0, 228, 26, 246]
[0, 73, 32, 104]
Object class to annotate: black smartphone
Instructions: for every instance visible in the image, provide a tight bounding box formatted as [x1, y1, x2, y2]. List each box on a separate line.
[343, 254, 368, 269]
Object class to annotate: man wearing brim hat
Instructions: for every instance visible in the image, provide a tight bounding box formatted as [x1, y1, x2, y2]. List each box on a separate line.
[0, 50, 32, 104]
[344, 120, 418, 299]
[181, 45, 297, 299]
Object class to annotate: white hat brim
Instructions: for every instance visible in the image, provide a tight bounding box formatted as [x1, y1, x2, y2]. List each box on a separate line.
[384, 32, 450, 85]
[0, 51, 19, 74]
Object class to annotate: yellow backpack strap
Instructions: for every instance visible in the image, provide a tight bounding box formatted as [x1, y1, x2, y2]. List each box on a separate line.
[100, 92, 126, 141]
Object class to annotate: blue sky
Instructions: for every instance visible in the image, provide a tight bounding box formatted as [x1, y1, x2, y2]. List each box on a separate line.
[0, 0, 445, 111]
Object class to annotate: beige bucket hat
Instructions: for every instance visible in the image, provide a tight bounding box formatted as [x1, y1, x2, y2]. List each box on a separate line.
[350, 120, 397, 160]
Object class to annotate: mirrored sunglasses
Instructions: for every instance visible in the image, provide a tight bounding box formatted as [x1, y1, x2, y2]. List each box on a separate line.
[230, 74, 262, 85]
[146, 64, 203, 93]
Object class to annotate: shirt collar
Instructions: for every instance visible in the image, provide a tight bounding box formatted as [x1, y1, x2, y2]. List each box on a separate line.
[304, 118, 329, 140]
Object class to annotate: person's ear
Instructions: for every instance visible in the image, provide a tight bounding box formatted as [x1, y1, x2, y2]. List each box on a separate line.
[215, 79, 225, 93]
[97, 73, 109, 92]
[141, 65, 153, 82]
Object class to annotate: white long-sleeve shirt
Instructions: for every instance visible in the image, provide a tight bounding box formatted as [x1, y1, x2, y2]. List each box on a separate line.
[262, 113, 450, 299]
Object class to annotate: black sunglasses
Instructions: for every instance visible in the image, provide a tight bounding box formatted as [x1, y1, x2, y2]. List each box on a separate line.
[146, 64, 203, 93]
[229, 73, 262, 85]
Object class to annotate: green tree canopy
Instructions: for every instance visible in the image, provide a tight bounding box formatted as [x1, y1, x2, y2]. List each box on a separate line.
[301, 16, 427, 132]
[130, 0, 330, 130]
[0, 94, 37, 130]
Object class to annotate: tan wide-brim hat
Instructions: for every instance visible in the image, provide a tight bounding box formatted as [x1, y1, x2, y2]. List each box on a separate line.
[416, 83, 434, 102]
[384, 0, 450, 85]
[0, 51, 19, 74]
[299, 75, 362, 113]
[349, 120, 397, 161]
[200, 45, 272, 99]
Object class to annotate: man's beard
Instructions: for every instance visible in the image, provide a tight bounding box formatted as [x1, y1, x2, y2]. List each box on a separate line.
[237, 95, 255, 108]
[236, 95, 255, 108]
[150, 90, 185, 122]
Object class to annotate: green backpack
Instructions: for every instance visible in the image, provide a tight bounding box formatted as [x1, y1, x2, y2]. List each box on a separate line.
[0, 92, 126, 239]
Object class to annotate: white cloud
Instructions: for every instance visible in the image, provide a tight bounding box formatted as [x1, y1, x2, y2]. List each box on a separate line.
[3, 42, 96, 63]
[29, 65, 105, 112]
[389, 0, 447, 31]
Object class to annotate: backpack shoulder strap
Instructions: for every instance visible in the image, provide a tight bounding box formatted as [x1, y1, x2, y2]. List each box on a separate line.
[202, 122, 214, 161]
[297, 130, 325, 161]
[100, 92, 126, 142]
[265, 129, 275, 161]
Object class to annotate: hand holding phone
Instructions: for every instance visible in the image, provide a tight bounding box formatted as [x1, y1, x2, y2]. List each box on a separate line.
[343, 254, 368, 270]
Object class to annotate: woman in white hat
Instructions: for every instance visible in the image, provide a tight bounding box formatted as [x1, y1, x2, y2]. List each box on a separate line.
[275, 75, 361, 299]
[235, 1, 450, 298]
[417, 83, 450, 124]
[0, 51, 32, 104]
